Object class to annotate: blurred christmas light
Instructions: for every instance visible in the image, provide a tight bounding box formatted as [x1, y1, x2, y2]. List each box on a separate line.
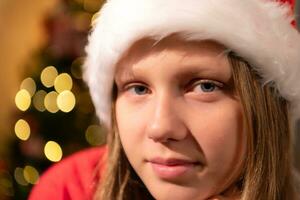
[84, 0, 102, 12]
[41, 66, 58, 88]
[44, 91, 59, 113]
[15, 89, 31, 111]
[14, 119, 30, 141]
[77, 91, 94, 114]
[74, 12, 91, 31]
[57, 91, 76, 112]
[54, 73, 73, 93]
[0, 172, 12, 188]
[71, 57, 83, 79]
[85, 125, 106, 146]
[23, 166, 39, 184]
[44, 141, 63, 162]
[33, 90, 47, 112]
[74, 0, 84, 5]
[91, 12, 100, 27]
[0, 170, 14, 196]
[14, 167, 28, 186]
[20, 77, 36, 97]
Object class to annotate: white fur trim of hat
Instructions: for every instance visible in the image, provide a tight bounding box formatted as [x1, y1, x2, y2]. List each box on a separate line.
[83, 0, 300, 129]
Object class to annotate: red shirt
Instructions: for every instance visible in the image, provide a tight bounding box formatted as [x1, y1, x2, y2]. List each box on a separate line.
[29, 147, 107, 200]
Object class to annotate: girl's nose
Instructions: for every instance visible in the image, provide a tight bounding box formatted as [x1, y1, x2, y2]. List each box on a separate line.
[146, 94, 188, 143]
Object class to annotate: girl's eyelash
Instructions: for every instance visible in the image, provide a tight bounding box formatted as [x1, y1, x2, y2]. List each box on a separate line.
[123, 83, 150, 94]
[116, 79, 139, 91]
[187, 79, 224, 91]
[123, 82, 145, 90]
[196, 79, 223, 87]
[118, 79, 225, 94]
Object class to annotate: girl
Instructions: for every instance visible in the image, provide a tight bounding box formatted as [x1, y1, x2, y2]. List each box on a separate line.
[30, 0, 300, 199]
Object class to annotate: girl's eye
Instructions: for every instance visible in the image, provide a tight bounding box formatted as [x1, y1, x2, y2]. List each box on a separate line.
[199, 82, 216, 92]
[127, 85, 149, 95]
[191, 80, 223, 93]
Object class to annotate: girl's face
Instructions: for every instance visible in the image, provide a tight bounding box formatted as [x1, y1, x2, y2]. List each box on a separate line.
[115, 38, 247, 200]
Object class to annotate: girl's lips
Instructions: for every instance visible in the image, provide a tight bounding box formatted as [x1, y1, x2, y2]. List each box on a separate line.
[148, 158, 202, 180]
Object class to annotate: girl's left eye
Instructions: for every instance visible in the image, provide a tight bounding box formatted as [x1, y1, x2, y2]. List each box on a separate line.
[127, 85, 149, 95]
[190, 80, 223, 93]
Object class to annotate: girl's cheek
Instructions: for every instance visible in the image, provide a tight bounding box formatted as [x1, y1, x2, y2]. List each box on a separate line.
[188, 100, 245, 160]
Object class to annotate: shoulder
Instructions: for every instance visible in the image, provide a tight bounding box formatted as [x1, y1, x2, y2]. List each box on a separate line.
[29, 146, 107, 200]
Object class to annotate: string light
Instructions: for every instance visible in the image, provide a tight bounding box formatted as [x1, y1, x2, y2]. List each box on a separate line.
[14, 167, 28, 186]
[57, 91, 76, 112]
[23, 166, 39, 184]
[15, 89, 31, 111]
[54, 73, 73, 93]
[91, 11, 100, 27]
[41, 66, 58, 88]
[20, 77, 36, 97]
[77, 91, 94, 114]
[85, 125, 106, 146]
[74, 0, 84, 5]
[71, 57, 84, 79]
[44, 141, 63, 162]
[74, 12, 91, 31]
[83, 0, 103, 12]
[44, 91, 59, 113]
[14, 119, 30, 141]
[33, 90, 47, 112]
[0, 170, 14, 196]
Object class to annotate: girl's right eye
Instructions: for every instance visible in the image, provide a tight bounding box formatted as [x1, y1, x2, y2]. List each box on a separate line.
[126, 84, 149, 95]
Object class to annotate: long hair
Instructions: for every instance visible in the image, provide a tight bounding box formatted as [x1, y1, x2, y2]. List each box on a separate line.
[229, 53, 295, 200]
[93, 53, 297, 200]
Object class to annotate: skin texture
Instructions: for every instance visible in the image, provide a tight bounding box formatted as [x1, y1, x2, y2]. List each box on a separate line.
[114, 38, 246, 200]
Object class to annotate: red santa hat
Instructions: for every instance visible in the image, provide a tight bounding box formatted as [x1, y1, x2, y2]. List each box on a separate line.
[83, 0, 300, 129]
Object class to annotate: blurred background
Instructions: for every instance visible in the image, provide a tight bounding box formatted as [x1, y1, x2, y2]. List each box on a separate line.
[0, 0, 105, 199]
[0, 0, 299, 199]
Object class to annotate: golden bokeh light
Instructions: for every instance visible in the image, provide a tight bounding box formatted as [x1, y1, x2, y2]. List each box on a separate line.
[44, 91, 59, 113]
[14, 167, 28, 186]
[20, 77, 36, 97]
[74, 0, 84, 4]
[40, 66, 58, 88]
[0, 171, 13, 188]
[84, 0, 102, 12]
[71, 57, 83, 79]
[54, 73, 73, 93]
[77, 91, 94, 114]
[23, 166, 39, 184]
[15, 89, 31, 111]
[85, 125, 106, 146]
[33, 90, 47, 112]
[91, 12, 100, 27]
[74, 12, 91, 31]
[14, 119, 30, 141]
[44, 141, 63, 162]
[0, 171, 14, 196]
[57, 91, 76, 112]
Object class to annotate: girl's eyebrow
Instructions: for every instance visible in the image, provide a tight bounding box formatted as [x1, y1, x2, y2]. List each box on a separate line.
[115, 65, 231, 85]
[114, 67, 136, 84]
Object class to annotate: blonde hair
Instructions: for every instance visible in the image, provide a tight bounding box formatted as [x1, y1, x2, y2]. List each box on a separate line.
[229, 54, 295, 200]
[93, 53, 297, 200]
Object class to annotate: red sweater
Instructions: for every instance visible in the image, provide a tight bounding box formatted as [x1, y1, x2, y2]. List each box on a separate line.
[29, 147, 107, 200]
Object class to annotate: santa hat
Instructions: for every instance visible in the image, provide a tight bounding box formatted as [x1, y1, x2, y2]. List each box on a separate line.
[83, 0, 300, 129]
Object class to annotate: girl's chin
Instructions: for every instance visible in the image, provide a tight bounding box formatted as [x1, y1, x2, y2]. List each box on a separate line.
[145, 182, 214, 200]
[150, 191, 209, 200]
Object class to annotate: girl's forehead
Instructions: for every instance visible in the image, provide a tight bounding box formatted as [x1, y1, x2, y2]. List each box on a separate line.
[115, 36, 228, 76]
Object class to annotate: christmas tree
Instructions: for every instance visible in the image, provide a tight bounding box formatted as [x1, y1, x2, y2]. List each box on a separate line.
[3, 0, 105, 199]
